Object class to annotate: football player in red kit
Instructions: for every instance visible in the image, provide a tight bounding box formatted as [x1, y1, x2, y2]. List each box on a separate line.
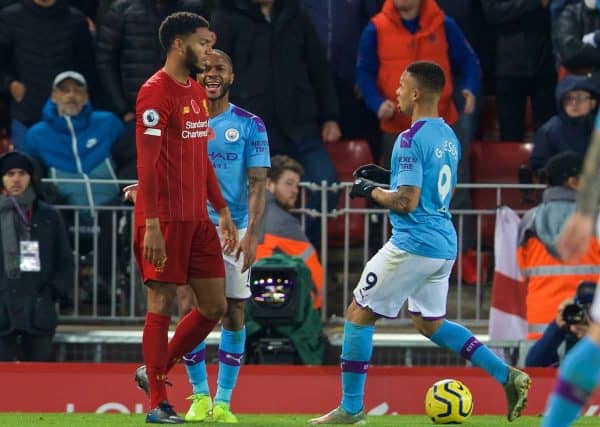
[133, 12, 236, 424]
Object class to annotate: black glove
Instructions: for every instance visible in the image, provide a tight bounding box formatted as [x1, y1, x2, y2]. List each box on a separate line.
[350, 178, 378, 199]
[353, 163, 391, 186]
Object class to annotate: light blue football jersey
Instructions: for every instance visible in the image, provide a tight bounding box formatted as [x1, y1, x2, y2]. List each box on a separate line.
[207, 103, 271, 228]
[389, 117, 459, 260]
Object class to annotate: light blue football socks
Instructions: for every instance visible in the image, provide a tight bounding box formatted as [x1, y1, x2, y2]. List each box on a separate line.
[430, 320, 509, 384]
[215, 327, 246, 405]
[340, 321, 375, 415]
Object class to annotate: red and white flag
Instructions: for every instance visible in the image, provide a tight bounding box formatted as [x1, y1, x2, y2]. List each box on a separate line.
[488, 206, 527, 358]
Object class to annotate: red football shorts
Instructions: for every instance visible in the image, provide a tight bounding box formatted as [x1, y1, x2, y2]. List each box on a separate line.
[134, 220, 225, 284]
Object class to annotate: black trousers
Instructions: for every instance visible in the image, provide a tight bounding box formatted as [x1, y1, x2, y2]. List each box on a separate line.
[496, 71, 557, 141]
[0, 331, 54, 361]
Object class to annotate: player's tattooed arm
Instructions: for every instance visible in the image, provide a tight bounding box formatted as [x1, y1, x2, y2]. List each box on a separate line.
[371, 185, 421, 213]
[237, 167, 268, 271]
[247, 167, 268, 237]
[576, 130, 600, 217]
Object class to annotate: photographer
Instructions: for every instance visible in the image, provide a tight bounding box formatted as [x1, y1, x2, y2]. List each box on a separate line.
[525, 281, 596, 367]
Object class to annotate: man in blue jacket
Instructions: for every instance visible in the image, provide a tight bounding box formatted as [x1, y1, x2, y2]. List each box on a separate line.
[24, 71, 125, 208]
[23, 71, 127, 300]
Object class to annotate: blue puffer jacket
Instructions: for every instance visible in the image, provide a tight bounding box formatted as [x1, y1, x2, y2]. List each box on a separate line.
[23, 99, 124, 208]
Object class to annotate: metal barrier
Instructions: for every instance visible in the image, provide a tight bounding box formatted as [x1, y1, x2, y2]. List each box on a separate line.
[45, 178, 545, 326]
[52, 328, 531, 366]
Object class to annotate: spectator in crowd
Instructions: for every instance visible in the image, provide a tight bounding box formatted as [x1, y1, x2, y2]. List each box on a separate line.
[482, 0, 556, 142]
[517, 152, 600, 339]
[356, 0, 480, 281]
[23, 71, 126, 210]
[256, 155, 323, 309]
[553, 0, 600, 80]
[0, 151, 73, 361]
[526, 281, 596, 367]
[210, 0, 341, 246]
[436, 0, 495, 90]
[300, 0, 383, 158]
[0, 0, 95, 150]
[531, 75, 598, 174]
[23, 71, 129, 296]
[96, 0, 212, 125]
[356, 0, 480, 169]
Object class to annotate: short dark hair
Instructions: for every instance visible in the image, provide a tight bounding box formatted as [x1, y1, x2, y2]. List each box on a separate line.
[545, 151, 583, 186]
[211, 49, 233, 69]
[267, 155, 304, 183]
[406, 61, 446, 95]
[158, 12, 209, 52]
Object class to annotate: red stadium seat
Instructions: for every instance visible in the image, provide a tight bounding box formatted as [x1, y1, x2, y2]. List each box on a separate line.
[469, 141, 538, 248]
[325, 139, 374, 246]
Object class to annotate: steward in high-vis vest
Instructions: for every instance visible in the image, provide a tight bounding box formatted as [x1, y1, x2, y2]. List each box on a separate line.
[517, 151, 600, 339]
[256, 156, 323, 309]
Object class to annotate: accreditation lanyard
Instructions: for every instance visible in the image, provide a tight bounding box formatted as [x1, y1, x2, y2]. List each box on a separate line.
[10, 197, 40, 272]
[9, 197, 31, 232]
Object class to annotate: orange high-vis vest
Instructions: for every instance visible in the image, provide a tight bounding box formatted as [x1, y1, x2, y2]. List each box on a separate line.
[517, 237, 600, 339]
[371, 0, 458, 133]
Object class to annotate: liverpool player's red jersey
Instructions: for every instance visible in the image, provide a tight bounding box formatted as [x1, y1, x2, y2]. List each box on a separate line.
[135, 70, 225, 223]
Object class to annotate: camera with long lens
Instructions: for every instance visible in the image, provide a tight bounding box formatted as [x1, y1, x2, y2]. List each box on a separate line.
[561, 281, 597, 326]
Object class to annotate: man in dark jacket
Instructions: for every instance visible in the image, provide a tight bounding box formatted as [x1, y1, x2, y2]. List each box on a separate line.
[299, 0, 382, 154]
[482, 0, 557, 141]
[0, 151, 73, 361]
[211, 0, 341, 245]
[531, 75, 598, 173]
[95, 0, 212, 123]
[0, 0, 95, 150]
[553, 1, 600, 81]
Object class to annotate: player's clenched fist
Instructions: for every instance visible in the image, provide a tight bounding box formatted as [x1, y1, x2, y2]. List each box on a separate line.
[143, 219, 167, 269]
[353, 163, 391, 186]
[350, 178, 378, 199]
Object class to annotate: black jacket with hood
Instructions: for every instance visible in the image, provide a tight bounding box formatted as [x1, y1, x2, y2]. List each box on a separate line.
[531, 75, 598, 172]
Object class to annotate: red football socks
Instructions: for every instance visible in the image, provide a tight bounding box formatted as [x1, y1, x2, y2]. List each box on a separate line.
[143, 312, 171, 408]
[166, 308, 217, 372]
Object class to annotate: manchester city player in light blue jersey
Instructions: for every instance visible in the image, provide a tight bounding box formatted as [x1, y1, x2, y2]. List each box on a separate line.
[125, 50, 270, 423]
[177, 50, 271, 423]
[542, 107, 600, 427]
[310, 61, 531, 425]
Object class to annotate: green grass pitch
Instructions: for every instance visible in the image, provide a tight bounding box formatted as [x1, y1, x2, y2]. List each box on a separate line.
[2, 414, 600, 426]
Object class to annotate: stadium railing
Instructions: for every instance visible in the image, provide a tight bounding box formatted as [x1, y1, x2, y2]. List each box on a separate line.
[53, 327, 533, 366]
[41, 178, 544, 363]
